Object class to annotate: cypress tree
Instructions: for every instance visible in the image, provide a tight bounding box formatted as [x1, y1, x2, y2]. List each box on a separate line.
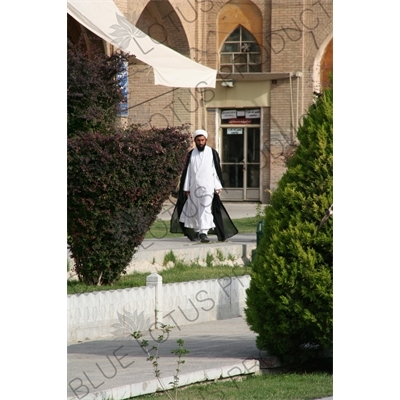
[245, 86, 333, 364]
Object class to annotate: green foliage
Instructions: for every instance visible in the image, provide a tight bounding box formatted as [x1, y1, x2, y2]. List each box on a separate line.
[67, 125, 191, 285]
[138, 372, 332, 399]
[216, 249, 225, 262]
[170, 338, 190, 395]
[253, 203, 266, 225]
[146, 217, 257, 239]
[163, 251, 178, 266]
[67, 38, 127, 138]
[205, 252, 214, 267]
[227, 253, 236, 262]
[132, 325, 189, 400]
[67, 262, 251, 295]
[245, 87, 333, 364]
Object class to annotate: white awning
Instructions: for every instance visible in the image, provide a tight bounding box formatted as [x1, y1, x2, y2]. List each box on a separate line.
[67, 0, 217, 88]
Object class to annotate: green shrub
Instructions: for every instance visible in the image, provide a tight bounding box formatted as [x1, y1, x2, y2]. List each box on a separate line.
[67, 125, 191, 285]
[245, 86, 333, 364]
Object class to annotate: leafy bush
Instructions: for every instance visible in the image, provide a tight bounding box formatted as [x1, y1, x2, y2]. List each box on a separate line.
[67, 37, 128, 138]
[67, 125, 192, 285]
[245, 86, 333, 364]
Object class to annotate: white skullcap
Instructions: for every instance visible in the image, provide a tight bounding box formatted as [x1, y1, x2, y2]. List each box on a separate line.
[193, 129, 208, 139]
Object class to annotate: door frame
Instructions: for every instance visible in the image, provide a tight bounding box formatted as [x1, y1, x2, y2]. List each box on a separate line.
[217, 109, 262, 201]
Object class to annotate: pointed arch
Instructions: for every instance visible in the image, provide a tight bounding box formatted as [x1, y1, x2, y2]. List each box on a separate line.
[135, 0, 190, 57]
[125, 0, 193, 127]
[67, 14, 106, 55]
[220, 25, 261, 73]
[217, 0, 262, 49]
[217, 0, 263, 73]
[313, 34, 333, 93]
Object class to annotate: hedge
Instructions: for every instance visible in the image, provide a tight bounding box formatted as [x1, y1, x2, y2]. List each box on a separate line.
[67, 125, 192, 285]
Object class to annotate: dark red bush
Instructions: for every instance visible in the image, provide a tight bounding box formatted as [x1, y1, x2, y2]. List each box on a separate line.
[67, 37, 128, 138]
[67, 125, 192, 285]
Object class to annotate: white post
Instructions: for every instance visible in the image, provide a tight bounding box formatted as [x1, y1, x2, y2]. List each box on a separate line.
[146, 273, 163, 328]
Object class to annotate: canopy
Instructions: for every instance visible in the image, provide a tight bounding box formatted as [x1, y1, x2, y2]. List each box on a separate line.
[67, 0, 217, 88]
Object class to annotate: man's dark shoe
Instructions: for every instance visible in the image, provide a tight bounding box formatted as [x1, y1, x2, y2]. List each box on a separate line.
[200, 233, 210, 243]
[190, 232, 200, 242]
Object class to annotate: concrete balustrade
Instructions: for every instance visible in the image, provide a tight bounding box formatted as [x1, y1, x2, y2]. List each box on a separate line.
[67, 274, 251, 344]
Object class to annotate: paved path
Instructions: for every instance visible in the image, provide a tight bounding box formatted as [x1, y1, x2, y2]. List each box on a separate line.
[67, 201, 333, 399]
[68, 202, 263, 400]
[67, 316, 333, 400]
[68, 201, 261, 275]
[126, 200, 261, 273]
[68, 317, 260, 399]
[156, 199, 263, 221]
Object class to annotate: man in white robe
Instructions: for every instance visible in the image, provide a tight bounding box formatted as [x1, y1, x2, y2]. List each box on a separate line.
[179, 129, 222, 243]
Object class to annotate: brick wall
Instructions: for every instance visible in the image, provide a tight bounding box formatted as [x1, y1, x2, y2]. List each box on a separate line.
[267, 0, 333, 189]
[111, 0, 333, 201]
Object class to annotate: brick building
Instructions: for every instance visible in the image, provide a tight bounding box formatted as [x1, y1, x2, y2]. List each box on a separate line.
[68, 0, 333, 203]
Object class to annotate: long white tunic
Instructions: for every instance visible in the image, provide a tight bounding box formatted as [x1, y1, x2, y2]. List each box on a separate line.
[179, 146, 222, 232]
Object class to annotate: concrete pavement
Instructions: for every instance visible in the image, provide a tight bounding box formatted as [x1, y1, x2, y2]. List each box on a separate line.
[124, 200, 261, 274]
[68, 201, 262, 278]
[157, 199, 263, 222]
[125, 232, 257, 274]
[68, 201, 264, 400]
[67, 316, 333, 400]
[67, 317, 261, 400]
[67, 201, 333, 399]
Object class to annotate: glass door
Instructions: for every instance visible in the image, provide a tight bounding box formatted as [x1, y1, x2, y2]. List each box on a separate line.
[246, 128, 261, 199]
[220, 127, 260, 201]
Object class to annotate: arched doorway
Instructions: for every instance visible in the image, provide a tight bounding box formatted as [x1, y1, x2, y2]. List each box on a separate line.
[313, 35, 333, 93]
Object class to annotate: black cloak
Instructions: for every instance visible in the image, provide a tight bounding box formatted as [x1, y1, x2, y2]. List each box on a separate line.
[170, 147, 238, 242]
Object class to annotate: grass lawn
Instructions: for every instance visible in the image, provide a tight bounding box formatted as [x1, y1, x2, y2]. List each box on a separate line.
[67, 261, 251, 295]
[133, 372, 333, 400]
[67, 215, 333, 400]
[67, 217, 258, 295]
[145, 217, 259, 239]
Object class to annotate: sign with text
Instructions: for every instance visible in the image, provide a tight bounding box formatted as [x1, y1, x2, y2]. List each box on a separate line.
[228, 119, 252, 124]
[245, 109, 260, 118]
[221, 110, 237, 119]
[227, 128, 243, 135]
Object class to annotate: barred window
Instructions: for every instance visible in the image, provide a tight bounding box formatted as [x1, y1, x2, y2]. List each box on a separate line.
[220, 26, 261, 74]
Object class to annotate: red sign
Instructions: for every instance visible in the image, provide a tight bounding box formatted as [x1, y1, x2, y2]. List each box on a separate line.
[228, 119, 252, 124]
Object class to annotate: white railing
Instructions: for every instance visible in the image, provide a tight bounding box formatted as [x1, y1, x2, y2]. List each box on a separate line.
[67, 274, 251, 343]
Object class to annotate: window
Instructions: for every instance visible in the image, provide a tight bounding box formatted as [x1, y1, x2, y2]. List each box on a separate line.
[220, 26, 261, 73]
[117, 60, 128, 117]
